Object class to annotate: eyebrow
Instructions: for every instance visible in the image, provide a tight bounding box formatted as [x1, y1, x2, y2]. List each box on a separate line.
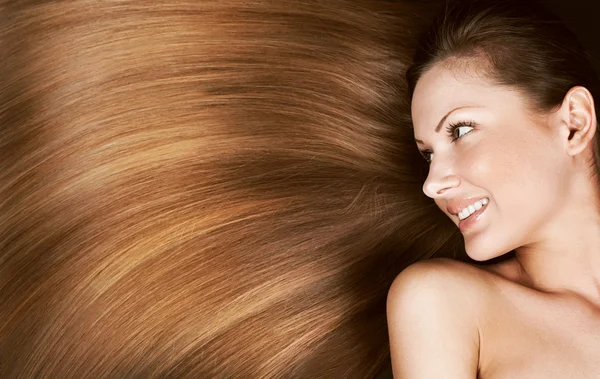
[414, 106, 482, 145]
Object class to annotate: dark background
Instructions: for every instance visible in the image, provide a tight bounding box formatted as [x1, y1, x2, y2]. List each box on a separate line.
[544, 0, 600, 77]
[377, 1, 599, 378]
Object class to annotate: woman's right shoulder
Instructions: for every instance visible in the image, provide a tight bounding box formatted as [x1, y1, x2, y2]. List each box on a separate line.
[388, 257, 493, 301]
[386, 257, 493, 331]
[386, 258, 486, 377]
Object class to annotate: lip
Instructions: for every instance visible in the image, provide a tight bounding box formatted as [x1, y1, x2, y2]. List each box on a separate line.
[457, 200, 489, 233]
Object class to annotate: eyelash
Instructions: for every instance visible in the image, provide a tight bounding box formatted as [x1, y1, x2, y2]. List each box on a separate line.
[419, 120, 476, 163]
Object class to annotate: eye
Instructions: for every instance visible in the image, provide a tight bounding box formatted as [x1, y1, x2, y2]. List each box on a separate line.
[418, 120, 477, 164]
[446, 120, 476, 142]
[419, 149, 433, 163]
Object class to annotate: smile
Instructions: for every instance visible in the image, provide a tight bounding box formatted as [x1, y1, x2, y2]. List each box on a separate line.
[458, 198, 489, 221]
[457, 198, 490, 233]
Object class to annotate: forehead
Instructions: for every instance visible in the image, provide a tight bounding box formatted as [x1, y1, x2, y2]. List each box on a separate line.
[411, 63, 525, 130]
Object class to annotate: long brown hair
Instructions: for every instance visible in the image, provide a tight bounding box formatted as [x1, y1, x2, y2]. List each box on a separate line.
[0, 1, 458, 377]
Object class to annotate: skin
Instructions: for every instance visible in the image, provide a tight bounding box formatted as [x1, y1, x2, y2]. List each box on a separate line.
[387, 61, 600, 378]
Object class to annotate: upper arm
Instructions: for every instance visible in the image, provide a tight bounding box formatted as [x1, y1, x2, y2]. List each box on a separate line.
[386, 259, 481, 379]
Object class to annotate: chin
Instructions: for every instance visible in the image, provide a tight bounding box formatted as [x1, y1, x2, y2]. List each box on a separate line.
[464, 240, 504, 262]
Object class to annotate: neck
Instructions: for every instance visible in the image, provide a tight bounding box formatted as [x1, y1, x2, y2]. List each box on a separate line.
[514, 179, 600, 305]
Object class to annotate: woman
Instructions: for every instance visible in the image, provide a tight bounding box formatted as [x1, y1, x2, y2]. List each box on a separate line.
[387, 0, 600, 377]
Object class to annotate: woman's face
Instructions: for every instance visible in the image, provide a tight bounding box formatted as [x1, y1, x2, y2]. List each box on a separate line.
[411, 63, 570, 261]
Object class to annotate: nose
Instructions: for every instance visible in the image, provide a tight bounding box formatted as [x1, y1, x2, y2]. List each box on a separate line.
[422, 170, 460, 199]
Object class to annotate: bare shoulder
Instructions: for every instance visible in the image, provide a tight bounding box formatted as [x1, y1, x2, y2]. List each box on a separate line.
[387, 257, 493, 333]
[388, 257, 494, 303]
[386, 258, 489, 378]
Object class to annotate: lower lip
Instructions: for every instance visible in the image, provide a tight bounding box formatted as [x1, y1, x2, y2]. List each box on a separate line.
[458, 203, 489, 232]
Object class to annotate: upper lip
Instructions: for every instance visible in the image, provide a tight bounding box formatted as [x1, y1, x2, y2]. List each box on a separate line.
[446, 197, 489, 216]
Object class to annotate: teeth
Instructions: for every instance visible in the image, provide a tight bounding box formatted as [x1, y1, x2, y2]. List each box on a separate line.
[458, 198, 489, 221]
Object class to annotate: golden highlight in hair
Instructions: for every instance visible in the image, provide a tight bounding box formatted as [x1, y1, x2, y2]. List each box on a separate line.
[0, 1, 459, 377]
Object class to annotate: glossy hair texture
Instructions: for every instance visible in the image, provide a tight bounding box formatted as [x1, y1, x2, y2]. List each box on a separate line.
[0, 0, 457, 377]
[406, 0, 600, 177]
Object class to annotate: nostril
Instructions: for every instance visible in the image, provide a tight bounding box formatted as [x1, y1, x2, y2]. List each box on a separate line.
[423, 174, 460, 198]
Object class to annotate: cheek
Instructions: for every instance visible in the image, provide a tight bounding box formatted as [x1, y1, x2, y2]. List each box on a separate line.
[464, 138, 555, 212]
[458, 143, 512, 188]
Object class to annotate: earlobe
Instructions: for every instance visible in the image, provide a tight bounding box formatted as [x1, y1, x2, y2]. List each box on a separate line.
[563, 86, 596, 156]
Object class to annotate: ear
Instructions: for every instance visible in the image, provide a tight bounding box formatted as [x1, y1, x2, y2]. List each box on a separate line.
[557, 86, 597, 156]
